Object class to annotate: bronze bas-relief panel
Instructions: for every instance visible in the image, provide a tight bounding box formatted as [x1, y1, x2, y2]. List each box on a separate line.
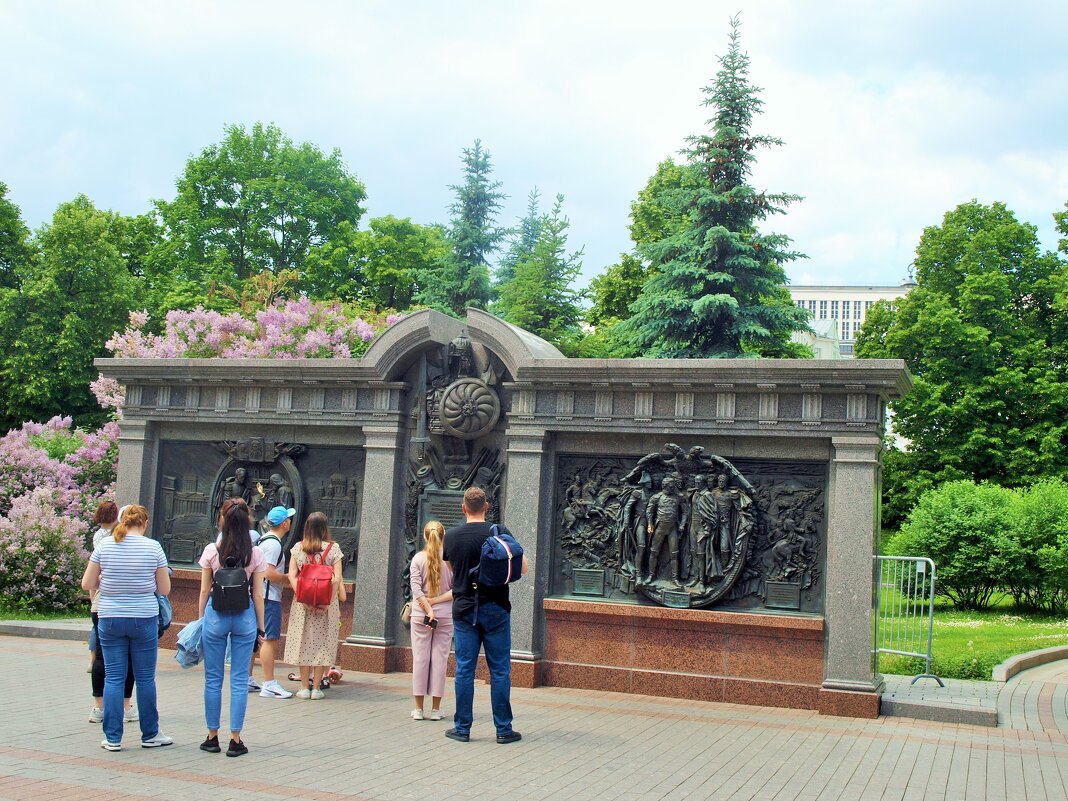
[155, 440, 365, 578]
[551, 449, 826, 613]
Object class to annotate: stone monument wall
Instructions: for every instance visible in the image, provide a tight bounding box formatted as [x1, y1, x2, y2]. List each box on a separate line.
[97, 309, 910, 717]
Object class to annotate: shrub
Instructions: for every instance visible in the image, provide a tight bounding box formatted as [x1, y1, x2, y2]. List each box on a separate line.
[106, 297, 395, 360]
[891, 480, 1019, 610]
[0, 416, 117, 538]
[1007, 479, 1068, 613]
[0, 488, 88, 613]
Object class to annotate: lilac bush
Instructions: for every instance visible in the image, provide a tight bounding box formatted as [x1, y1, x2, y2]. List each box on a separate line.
[0, 487, 89, 612]
[107, 297, 392, 359]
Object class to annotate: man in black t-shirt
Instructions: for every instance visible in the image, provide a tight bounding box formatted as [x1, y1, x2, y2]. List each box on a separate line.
[441, 486, 528, 744]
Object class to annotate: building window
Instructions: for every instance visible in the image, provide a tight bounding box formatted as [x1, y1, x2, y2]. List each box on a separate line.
[796, 299, 805, 308]
[854, 301, 862, 318]
[865, 300, 873, 311]
[819, 301, 827, 319]
[808, 300, 816, 313]
[854, 321, 862, 337]
[830, 300, 839, 319]
[842, 302, 851, 320]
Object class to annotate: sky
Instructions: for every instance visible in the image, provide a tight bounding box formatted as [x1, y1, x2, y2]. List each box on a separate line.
[1, 1, 1066, 289]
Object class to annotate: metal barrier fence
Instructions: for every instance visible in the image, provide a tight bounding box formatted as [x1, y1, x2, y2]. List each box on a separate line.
[873, 555, 943, 686]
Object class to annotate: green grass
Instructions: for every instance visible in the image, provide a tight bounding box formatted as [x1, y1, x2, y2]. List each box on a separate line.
[0, 601, 89, 620]
[878, 597, 1068, 680]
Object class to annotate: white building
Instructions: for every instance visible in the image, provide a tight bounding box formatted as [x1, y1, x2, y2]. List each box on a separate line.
[788, 280, 915, 357]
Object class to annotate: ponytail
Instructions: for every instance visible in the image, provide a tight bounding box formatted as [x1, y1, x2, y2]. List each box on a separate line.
[422, 521, 445, 597]
[113, 505, 148, 543]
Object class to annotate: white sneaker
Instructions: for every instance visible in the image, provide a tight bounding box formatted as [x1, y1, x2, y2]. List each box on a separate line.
[247, 677, 262, 692]
[411, 708, 424, 720]
[141, 731, 173, 748]
[310, 689, 325, 700]
[296, 688, 312, 699]
[100, 738, 121, 751]
[89, 708, 103, 724]
[124, 706, 138, 722]
[428, 710, 443, 721]
[259, 680, 293, 699]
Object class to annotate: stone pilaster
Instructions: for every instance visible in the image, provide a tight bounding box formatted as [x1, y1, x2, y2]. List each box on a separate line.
[502, 427, 550, 687]
[116, 419, 160, 518]
[820, 435, 882, 717]
[345, 425, 405, 673]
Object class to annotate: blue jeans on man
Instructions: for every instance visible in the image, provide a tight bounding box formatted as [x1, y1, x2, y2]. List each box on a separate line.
[98, 616, 160, 744]
[452, 601, 514, 736]
[202, 600, 258, 732]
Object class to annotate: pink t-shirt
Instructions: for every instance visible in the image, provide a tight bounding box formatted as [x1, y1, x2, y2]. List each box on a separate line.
[199, 543, 267, 578]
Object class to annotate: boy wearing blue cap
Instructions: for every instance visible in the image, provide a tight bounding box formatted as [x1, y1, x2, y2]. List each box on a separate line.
[257, 506, 296, 698]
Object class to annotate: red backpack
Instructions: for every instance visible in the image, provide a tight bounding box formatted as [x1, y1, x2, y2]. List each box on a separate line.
[295, 544, 334, 607]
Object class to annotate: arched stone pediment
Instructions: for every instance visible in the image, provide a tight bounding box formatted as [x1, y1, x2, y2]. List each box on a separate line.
[363, 308, 563, 382]
[362, 309, 465, 381]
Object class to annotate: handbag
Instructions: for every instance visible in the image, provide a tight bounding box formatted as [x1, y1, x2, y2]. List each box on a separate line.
[400, 601, 412, 625]
[295, 544, 335, 607]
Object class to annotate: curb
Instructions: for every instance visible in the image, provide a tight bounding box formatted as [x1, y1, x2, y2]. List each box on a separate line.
[992, 645, 1068, 683]
[0, 620, 91, 642]
[880, 697, 998, 728]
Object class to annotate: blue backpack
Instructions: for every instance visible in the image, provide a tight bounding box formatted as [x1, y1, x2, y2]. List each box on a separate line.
[471, 525, 524, 588]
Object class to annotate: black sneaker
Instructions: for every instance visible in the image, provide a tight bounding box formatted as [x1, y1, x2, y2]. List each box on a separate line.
[444, 728, 470, 742]
[496, 731, 522, 744]
[200, 735, 221, 753]
[226, 738, 248, 757]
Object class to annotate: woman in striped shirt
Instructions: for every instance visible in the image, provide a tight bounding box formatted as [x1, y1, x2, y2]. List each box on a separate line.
[81, 505, 172, 752]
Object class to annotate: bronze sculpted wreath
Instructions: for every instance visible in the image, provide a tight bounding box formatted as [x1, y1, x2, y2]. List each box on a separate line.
[438, 377, 500, 440]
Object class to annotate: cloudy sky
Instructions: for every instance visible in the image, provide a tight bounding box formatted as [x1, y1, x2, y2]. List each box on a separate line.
[2, 1, 1066, 288]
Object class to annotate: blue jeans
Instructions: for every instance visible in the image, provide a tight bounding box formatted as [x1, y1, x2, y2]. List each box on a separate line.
[202, 600, 257, 733]
[453, 601, 513, 736]
[97, 616, 160, 744]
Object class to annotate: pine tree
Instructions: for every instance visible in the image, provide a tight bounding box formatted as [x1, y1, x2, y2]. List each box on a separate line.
[496, 194, 584, 347]
[418, 140, 506, 315]
[495, 188, 542, 288]
[620, 17, 809, 358]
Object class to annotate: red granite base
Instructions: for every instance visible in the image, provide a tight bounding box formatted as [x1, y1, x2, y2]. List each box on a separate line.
[542, 598, 854, 714]
[817, 686, 881, 719]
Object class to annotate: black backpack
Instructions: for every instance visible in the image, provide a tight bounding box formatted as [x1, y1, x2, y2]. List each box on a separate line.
[211, 556, 251, 612]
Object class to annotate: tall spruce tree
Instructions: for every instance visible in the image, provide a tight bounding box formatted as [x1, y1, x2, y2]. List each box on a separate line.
[495, 194, 584, 348]
[418, 140, 506, 315]
[495, 188, 542, 288]
[620, 17, 808, 357]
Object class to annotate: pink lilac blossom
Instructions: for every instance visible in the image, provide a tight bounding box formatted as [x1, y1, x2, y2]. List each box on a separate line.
[106, 298, 398, 360]
[0, 486, 90, 612]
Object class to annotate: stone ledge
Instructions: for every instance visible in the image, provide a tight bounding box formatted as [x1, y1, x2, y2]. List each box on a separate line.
[880, 697, 998, 727]
[992, 645, 1068, 682]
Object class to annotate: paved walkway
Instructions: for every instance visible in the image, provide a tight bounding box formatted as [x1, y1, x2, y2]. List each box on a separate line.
[2, 637, 1067, 801]
[998, 661, 1068, 736]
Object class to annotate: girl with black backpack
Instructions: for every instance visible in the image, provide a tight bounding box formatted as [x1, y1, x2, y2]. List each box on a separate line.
[197, 498, 266, 757]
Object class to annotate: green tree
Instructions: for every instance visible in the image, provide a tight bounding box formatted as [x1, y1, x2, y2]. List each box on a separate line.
[857, 200, 1068, 527]
[0, 181, 32, 290]
[495, 188, 542, 288]
[495, 194, 584, 349]
[154, 122, 366, 285]
[303, 216, 449, 309]
[418, 140, 506, 315]
[618, 19, 808, 357]
[1, 196, 136, 427]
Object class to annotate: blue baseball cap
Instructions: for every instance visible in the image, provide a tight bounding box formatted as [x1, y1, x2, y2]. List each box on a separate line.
[266, 506, 296, 526]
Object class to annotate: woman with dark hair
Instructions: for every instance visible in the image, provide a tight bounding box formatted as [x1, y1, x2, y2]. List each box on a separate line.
[81, 505, 172, 752]
[87, 501, 136, 724]
[197, 498, 266, 757]
[284, 512, 345, 699]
